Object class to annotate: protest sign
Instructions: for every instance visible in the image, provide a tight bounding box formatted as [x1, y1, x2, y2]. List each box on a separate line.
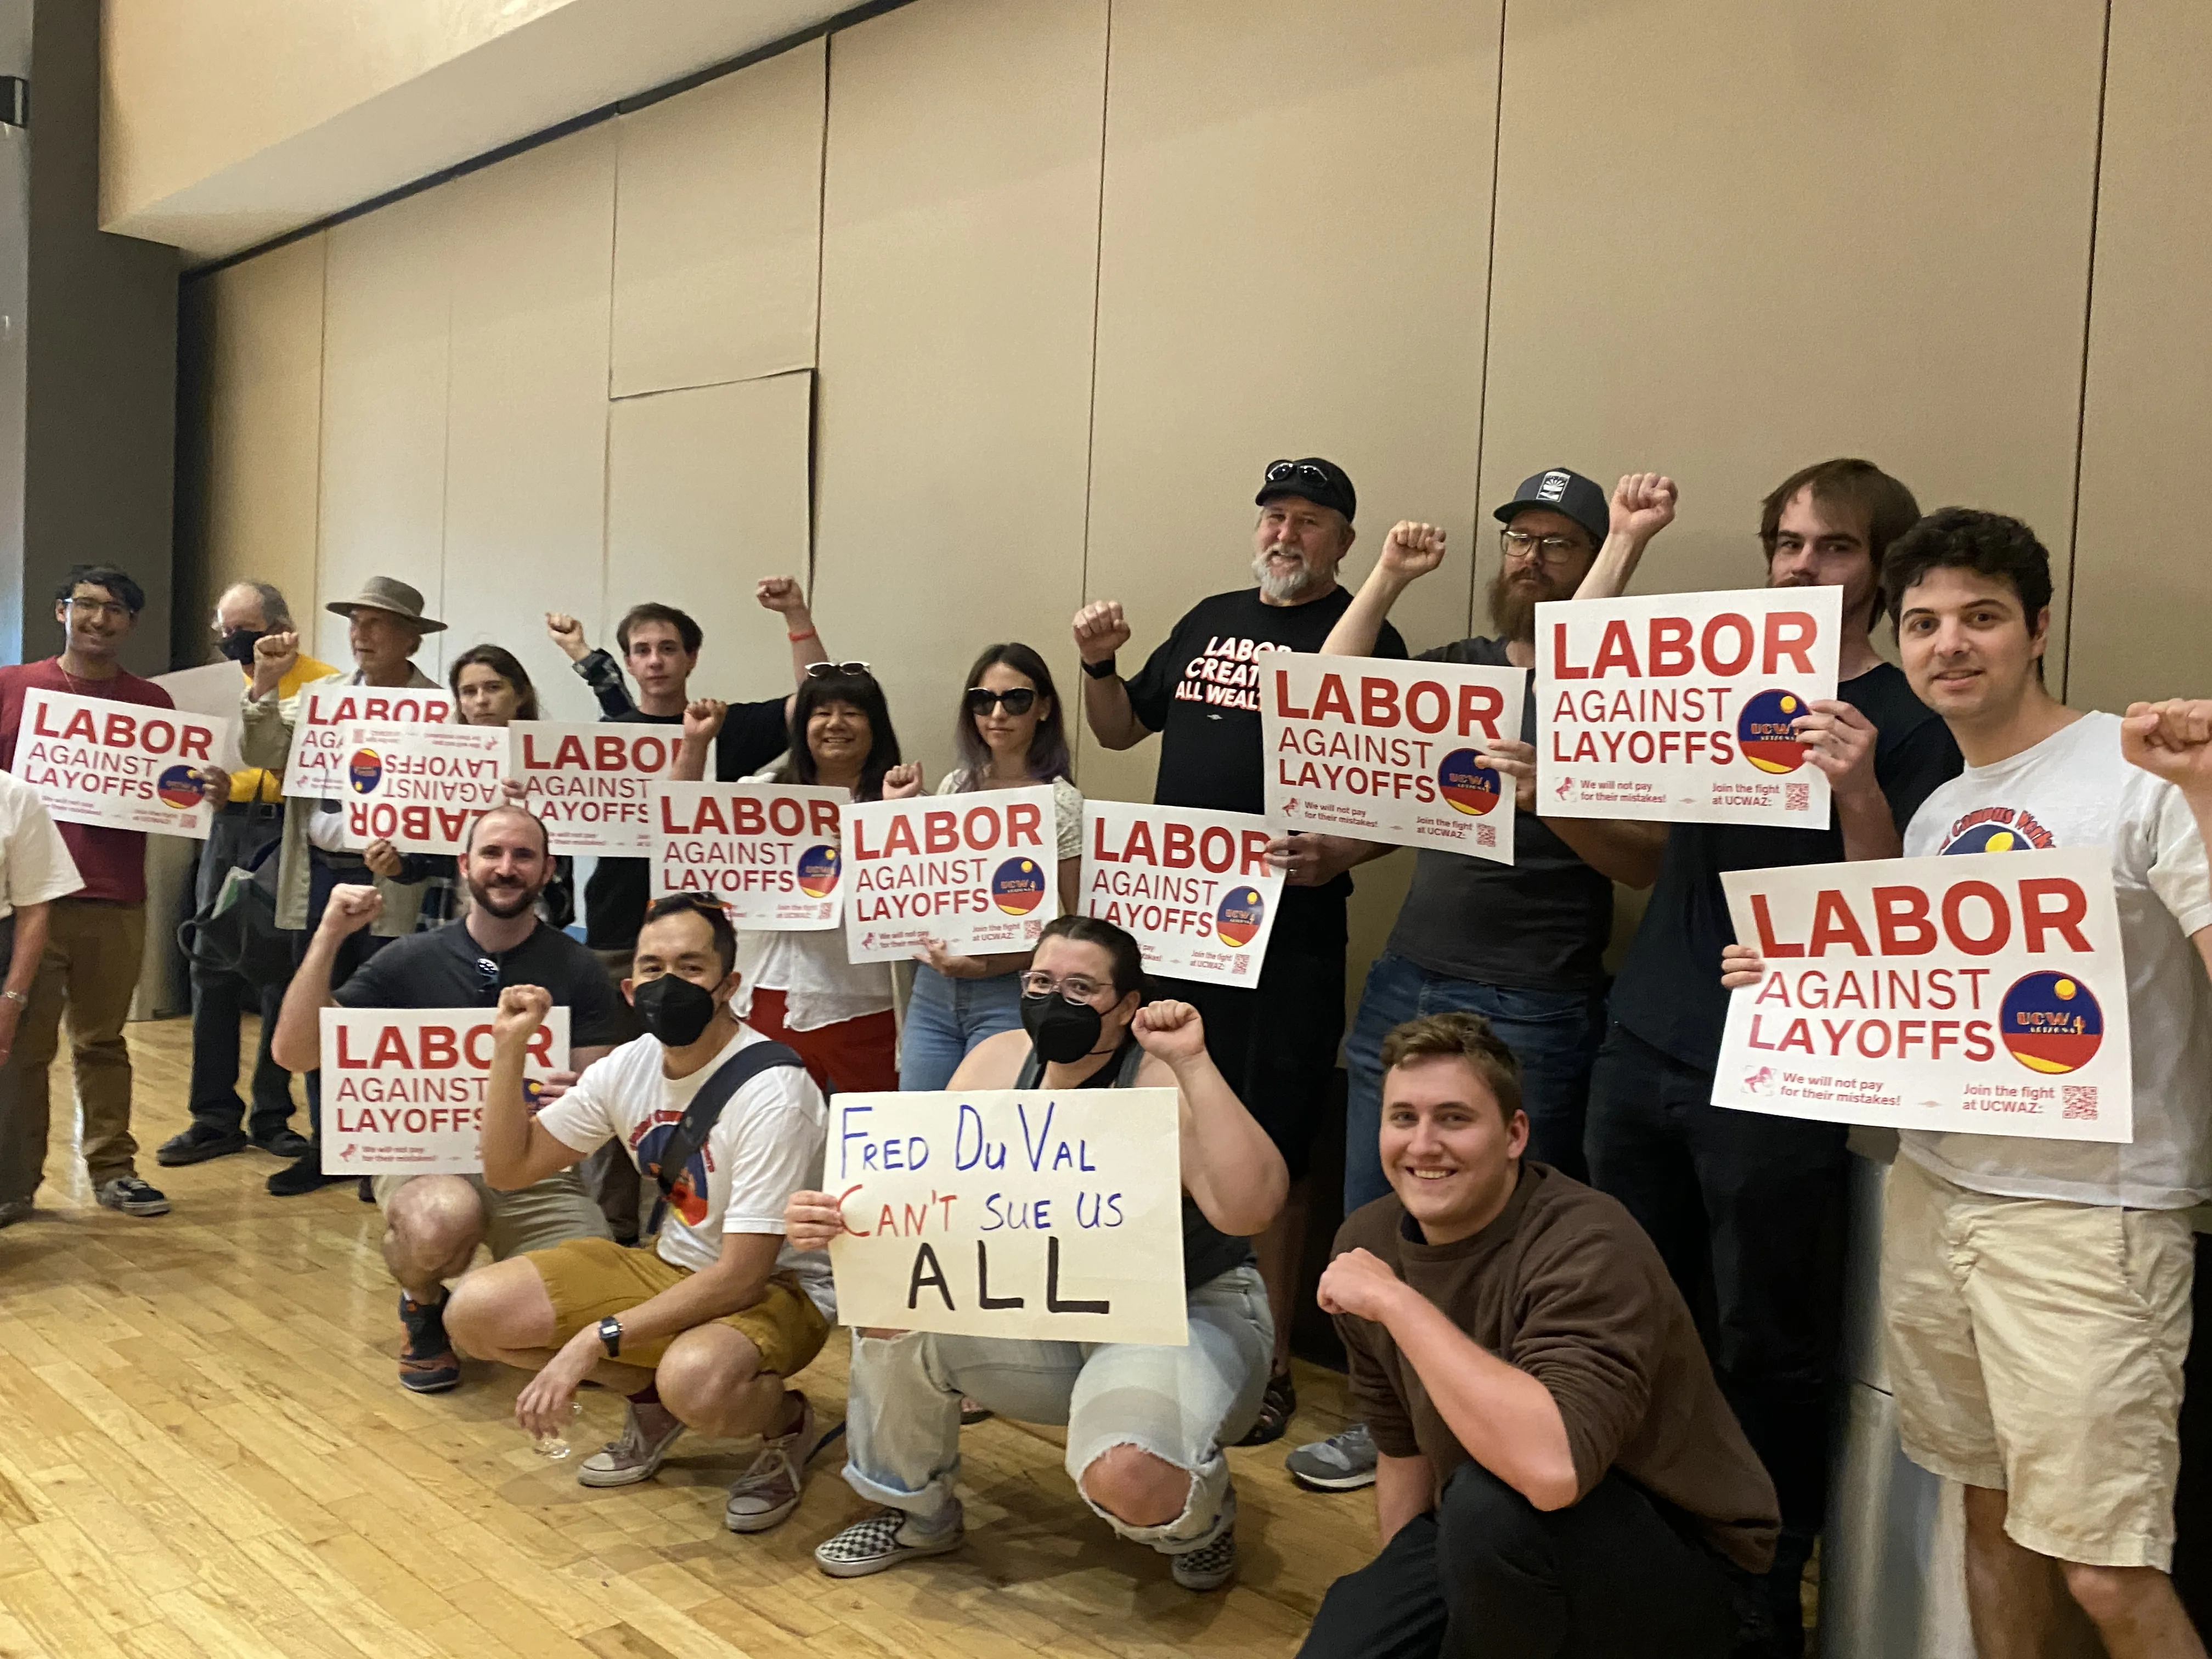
[843, 785, 1059, 963]
[1081, 800, 1284, 985]
[652, 781, 850, 928]
[339, 723, 507, 853]
[11, 689, 226, 840]
[1537, 585, 1841, 827]
[283, 684, 453, 798]
[507, 721, 684, 855]
[1713, 847, 2131, 1142]
[1261, 655, 1523, 864]
[827, 1086, 1187, 1345]
[320, 1005, 569, 1174]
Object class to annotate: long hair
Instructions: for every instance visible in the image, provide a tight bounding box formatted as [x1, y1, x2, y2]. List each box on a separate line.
[448, 644, 541, 722]
[952, 642, 1072, 786]
[787, 669, 901, 801]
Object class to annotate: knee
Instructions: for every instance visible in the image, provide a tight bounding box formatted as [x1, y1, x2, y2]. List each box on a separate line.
[1079, 1444, 1193, 1529]
[1435, 1462, 1545, 1563]
[657, 1336, 760, 1417]
[2059, 1560, 2165, 1628]
[385, 1179, 484, 1266]
[443, 1266, 541, 1353]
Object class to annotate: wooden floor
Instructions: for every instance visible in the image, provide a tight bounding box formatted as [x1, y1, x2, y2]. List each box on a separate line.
[0, 1016, 1375, 1659]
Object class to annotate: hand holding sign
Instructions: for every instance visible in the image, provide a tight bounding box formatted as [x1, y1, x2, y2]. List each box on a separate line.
[784, 1189, 849, 1252]
[1719, 941, 1763, 990]
[1378, 521, 1447, 582]
[251, 629, 299, 698]
[1486, 737, 1538, 811]
[363, 839, 405, 879]
[1791, 699, 1879, 799]
[2123, 699, 2212, 804]
[1073, 600, 1131, 665]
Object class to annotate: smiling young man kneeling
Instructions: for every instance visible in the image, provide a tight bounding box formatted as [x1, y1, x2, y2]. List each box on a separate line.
[1299, 1013, 1779, 1659]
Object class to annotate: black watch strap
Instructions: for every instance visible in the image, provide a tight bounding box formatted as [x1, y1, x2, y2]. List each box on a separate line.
[1082, 654, 1118, 680]
[597, 1316, 622, 1358]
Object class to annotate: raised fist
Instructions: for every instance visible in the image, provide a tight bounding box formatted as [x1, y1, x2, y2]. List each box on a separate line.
[494, 983, 553, 1043]
[1378, 521, 1447, 583]
[1611, 473, 1678, 543]
[682, 698, 728, 743]
[544, 613, 591, 663]
[755, 577, 808, 617]
[2124, 699, 2212, 803]
[1132, 998, 1206, 1064]
[1073, 600, 1131, 666]
[881, 761, 924, 800]
[250, 629, 300, 697]
[320, 883, 383, 938]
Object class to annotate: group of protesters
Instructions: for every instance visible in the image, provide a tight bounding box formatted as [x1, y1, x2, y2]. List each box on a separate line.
[0, 448, 2206, 1659]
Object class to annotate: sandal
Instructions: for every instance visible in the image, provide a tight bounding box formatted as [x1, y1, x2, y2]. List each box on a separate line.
[959, 1396, 993, 1425]
[1235, 1367, 1296, 1447]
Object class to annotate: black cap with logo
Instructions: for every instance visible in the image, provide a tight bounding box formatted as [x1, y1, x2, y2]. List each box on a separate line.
[1492, 467, 1608, 548]
[1256, 456, 1357, 524]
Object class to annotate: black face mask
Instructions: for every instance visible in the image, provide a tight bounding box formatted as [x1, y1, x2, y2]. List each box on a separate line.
[1020, 992, 1104, 1065]
[218, 627, 265, 665]
[632, 973, 720, 1048]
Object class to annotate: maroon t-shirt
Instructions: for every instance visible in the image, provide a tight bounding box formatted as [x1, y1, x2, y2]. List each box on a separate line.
[0, 658, 174, 903]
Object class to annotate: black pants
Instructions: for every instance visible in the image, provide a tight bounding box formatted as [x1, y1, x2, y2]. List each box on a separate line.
[1155, 932, 1344, 1182]
[1300, 1462, 1737, 1658]
[187, 807, 295, 1139]
[1584, 1021, 1847, 1595]
[298, 853, 394, 1139]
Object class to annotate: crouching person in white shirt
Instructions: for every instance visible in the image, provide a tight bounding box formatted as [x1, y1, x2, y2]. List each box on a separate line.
[445, 893, 834, 1533]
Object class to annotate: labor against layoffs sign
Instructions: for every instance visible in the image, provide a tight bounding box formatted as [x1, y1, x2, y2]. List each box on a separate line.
[1713, 848, 2132, 1141]
[283, 685, 453, 798]
[652, 781, 850, 928]
[10, 689, 226, 840]
[1082, 800, 1284, 985]
[826, 1087, 1187, 1345]
[340, 724, 507, 853]
[507, 722, 684, 855]
[319, 1005, 571, 1174]
[1262, 656, 1525, 864]
[1537, 586, 1841, 827]
[843, 785, 1060, 963]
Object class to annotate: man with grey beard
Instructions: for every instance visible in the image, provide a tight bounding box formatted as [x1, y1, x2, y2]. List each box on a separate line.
[1282, 467, 1679, 1494]
[1076, 456, 1406, 1447]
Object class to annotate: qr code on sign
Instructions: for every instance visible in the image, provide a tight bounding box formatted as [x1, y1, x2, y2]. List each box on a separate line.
[2063, 1085, 2099, 1121]
[1785, 782, 1810, 813]
[1476, 825, 1496, 848]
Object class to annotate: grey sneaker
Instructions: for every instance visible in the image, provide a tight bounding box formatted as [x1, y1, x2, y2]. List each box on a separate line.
[1285, 1421, 1378, 1491]
[814, 1503, 964, 1578]
[576, 1401, 687, 1488]
[95, 1176, 170, 1217]
[1170, 1497, 1238, 1592]
[0, 1198, 31, 1228]
[724, 1392, 814, 1533]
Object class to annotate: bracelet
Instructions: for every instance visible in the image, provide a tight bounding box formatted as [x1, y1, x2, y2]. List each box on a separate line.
[787, 627, 819, 643]
[0, 990, 25, 1008]
[1081, 655, 1118, 680]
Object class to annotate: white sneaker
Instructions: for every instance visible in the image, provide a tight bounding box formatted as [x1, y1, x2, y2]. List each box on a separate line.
[724, 1392, 814, 1533]
[577, 1401, 686, 1488]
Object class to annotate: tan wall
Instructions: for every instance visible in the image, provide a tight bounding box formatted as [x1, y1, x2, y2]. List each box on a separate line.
[182, 0, 2209, 1013]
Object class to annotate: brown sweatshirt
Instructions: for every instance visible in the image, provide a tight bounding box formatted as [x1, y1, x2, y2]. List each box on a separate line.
[1333, 1161, 1780, 1573]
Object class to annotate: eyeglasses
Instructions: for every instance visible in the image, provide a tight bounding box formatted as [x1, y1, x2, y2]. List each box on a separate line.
[1499, 528, 1590, 567]
[966, 687, 1037, 716]
[1019, 970, 1109, 1003]
[1262, 459, 1336, 495]
[805, 661, 873, 680]
[66, 597, 132, 621]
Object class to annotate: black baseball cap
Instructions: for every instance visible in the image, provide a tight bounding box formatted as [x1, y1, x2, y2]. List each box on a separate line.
[1256, 456, 1356, 524]
[1492, 467, 1607, 548]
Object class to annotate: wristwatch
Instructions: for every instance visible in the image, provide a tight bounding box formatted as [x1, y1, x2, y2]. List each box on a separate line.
[1081, 654, 1118, 680]
[597, 1316, 622, 1359]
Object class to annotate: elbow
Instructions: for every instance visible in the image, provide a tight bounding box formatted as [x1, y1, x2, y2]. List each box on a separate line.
[480, 1155, 527, 1193]
[1523, 1469, 1582, 1513]
[271, 1029, 314, 1074]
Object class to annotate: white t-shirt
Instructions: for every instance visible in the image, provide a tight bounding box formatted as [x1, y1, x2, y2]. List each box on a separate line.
[538, 1023, 836, 1312]
[0, 772, 82, 919]
[732, 769, 894, 1032]
[1899, 711, 2212, 1209]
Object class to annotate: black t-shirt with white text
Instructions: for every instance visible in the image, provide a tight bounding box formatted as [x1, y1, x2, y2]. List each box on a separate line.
[1124, 585, 1406, 947]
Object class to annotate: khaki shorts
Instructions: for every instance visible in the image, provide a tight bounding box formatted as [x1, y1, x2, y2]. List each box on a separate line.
[1883, 1153, 2194, 1568]
[372, 1167, 611, 1260]
[526, 1234, 830, 1375]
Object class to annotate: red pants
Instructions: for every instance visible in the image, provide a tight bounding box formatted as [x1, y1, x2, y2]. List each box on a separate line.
[745, 989, 899, 1094]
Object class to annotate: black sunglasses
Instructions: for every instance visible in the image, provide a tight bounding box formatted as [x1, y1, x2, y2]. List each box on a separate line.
[805, 661, 873, 680]
[965, 686, 1037, 716]
[1263, 459, 1336, 493]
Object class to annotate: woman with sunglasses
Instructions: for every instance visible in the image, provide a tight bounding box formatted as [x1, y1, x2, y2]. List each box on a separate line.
[884, 643, 1082, 1092]
[675, 664, 916, 1094]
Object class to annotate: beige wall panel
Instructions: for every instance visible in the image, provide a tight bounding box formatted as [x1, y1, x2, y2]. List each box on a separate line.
[440, 126, 618, 724]
[611, 37, 827, 398]
[317, 189, 455, 673]
[204, 234, 325, 629]
[810, 0, 1107, 786]
[1480, 0, 2103, 689]
[2066, 0, 2212, 712]
[606, 373, 815, 709]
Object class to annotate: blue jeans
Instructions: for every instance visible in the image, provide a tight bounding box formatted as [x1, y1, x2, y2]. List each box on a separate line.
[899, 964, 1025, 1092]
[1344, 952, 1606, 1211]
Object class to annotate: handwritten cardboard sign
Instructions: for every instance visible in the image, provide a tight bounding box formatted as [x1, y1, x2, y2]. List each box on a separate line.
[506, 722, 685, 855]
[827, 1087, 1187, 1345]
[283, 685, 453, 799]
[1713, 848, 2132, 1142]
[320, 1005, 570, 1174]
[1262, 655, 1526, 862]
[843, 785, 1060, 964]
[1537, 586, 1841, 826]
[11, 688, 225, 840]
[340, 723, 507, 854]
[1082, 800, 1284, 985]
[652, 781, 850, 928]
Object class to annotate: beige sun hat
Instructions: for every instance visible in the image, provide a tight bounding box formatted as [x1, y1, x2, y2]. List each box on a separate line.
[324, 575, 447, 633]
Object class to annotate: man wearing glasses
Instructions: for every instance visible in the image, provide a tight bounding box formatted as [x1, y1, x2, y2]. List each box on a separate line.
[0, 565, 230, 1220]
[1075, 456, 1404, 1445]
[270, 805, 627, 1395]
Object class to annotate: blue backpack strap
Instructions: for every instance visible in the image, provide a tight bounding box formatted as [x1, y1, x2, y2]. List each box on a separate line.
[650, 1039, 805, 1204]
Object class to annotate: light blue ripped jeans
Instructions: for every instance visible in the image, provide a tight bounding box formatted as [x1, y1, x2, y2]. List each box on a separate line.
[841, 1262, 1272, 1554]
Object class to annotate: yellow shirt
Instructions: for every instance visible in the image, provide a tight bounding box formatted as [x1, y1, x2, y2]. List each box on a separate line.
[231, 653, 338, 802]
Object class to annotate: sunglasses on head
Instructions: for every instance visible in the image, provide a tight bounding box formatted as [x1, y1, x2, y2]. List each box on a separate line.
[965, 686, 1037, 716]
[805, 661, 873, 680]
[1263, 459, 1336, 493]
